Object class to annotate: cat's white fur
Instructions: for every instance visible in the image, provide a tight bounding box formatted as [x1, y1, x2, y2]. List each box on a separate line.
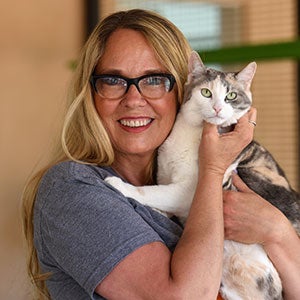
[105, 52, 282, 300]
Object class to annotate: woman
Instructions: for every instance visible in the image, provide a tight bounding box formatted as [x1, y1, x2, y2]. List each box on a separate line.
[22, 9, 300, 299]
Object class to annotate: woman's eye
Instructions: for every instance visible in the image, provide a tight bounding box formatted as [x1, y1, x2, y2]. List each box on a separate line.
[201, 88, 212, 98]
[102, 77, 125, 86]
[226, 92, 237, 101]
[145, 76, 163, 86]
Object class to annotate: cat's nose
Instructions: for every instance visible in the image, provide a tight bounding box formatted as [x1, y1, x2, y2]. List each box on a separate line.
[213, 106, 222, 114]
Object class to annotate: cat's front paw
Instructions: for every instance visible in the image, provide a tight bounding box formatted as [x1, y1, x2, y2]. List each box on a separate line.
[104, 176, 143, 201]
[104, 176, 128, 194]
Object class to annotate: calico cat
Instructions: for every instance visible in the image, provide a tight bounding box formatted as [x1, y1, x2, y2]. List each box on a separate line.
[105, 51, 300, 300]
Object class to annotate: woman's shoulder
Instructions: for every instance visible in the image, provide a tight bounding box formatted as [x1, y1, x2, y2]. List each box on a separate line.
[41, 160, 117, 186]
[34, 160, 133, 229]
[35, 161, 119, 211]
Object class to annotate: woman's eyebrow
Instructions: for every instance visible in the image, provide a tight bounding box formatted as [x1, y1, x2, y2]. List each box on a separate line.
[94, 68, 123, 75]
[142, 69, 169, 75]
[96, 68, 168, 76]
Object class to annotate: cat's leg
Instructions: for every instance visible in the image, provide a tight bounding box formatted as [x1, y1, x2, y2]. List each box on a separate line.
[220, 241, 282, 300]
[104, 176, 193, 218]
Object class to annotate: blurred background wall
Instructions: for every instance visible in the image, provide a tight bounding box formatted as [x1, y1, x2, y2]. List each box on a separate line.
[0, 0, 299, 298]
[0, 1, 84, 298]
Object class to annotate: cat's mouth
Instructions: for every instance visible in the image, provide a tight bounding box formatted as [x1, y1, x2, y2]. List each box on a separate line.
[206, 115, 226, 124]
[217, 124, 236, 134]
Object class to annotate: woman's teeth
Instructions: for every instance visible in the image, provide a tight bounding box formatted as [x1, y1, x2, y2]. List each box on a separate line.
[119, 119, 152, 128]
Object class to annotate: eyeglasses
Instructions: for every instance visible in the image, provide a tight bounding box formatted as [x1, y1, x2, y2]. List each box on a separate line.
[90, 73, 176, 100]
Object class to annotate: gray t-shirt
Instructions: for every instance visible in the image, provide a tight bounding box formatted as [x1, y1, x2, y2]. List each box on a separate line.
[34, 161, 183, 299]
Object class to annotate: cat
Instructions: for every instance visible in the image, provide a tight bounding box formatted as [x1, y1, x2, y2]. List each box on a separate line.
[105, 51, 300, 300]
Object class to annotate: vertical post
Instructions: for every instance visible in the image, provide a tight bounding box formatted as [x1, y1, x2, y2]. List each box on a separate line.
[297, 0, 300, 190]
[85, 0, 99, 40]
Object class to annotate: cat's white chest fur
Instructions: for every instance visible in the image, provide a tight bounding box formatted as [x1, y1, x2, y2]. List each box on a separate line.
[157, 111, 202, 185]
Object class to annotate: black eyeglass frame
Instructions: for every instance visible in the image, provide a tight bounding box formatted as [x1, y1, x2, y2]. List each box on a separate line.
[90, 73, 176, 99]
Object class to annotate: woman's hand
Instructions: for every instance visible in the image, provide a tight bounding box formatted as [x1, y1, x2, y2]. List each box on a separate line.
[223, 173, 291, 245]
[199, 108, 257, 176]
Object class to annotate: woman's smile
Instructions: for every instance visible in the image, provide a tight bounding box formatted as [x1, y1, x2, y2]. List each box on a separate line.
[118, 117, 153, 129]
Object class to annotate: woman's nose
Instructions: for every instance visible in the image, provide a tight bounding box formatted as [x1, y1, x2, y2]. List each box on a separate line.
[122, 85, 146, 107]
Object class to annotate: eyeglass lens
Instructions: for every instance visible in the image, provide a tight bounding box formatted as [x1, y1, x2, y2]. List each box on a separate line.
[92, 74, 174, 100]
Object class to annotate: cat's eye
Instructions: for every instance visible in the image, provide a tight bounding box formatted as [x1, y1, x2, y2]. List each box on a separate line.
[225, 92, 237, 101]
[201, 88, 212, 98]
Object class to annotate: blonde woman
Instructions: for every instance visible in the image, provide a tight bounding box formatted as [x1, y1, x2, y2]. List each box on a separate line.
[22, 9, 300, 300]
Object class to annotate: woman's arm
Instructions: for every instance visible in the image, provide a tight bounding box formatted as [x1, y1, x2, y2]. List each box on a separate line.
[223, 174, 300, 300]
[96, 110, 256, 299]
[97, 169, 225, 300]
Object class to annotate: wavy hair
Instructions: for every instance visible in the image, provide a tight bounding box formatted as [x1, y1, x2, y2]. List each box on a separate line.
[22, 9, 191, 299]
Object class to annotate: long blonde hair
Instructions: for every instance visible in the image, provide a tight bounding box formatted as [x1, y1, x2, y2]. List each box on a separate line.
[22, 9, 191, 299]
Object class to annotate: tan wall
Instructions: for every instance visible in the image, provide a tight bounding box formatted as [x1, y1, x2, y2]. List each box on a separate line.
[244, 0, 299, 189]
[0, 1, 84, 298]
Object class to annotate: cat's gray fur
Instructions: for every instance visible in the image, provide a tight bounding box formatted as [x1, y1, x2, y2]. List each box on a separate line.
[105, 51, 300, 300]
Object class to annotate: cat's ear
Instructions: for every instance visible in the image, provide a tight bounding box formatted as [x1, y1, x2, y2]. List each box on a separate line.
[236, 62, 257, 88]
[187, 51, 206, 83]
[188, 51, 205, 73]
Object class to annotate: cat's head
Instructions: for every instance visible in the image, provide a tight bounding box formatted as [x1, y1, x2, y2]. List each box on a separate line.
[183, 51, 257, 127]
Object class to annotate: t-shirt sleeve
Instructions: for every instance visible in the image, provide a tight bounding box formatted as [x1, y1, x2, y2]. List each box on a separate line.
[34, 164, 165, 298]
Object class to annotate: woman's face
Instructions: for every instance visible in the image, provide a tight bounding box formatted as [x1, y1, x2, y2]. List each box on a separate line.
[93, 29, 177, 160]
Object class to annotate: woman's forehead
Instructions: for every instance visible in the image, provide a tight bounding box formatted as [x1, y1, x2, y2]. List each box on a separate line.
[95, 29, 167, 76]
